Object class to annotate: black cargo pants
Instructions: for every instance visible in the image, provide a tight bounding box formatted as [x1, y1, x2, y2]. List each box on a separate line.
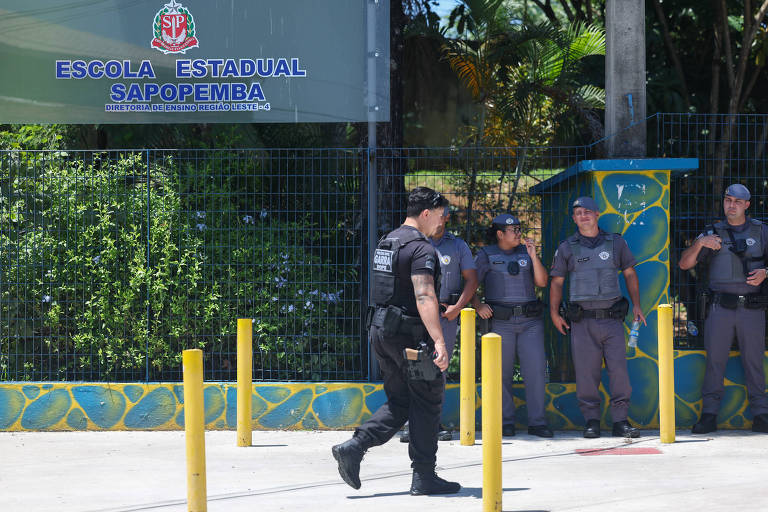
[354, 325, 444, 472]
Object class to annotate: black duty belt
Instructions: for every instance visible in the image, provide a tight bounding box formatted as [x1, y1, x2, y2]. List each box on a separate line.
[711, 292, 748, 307]
[581, 308, 616, 319]
[489, 300, 544, 319]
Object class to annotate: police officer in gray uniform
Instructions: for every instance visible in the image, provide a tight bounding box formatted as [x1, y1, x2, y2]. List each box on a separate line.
[332, 187, 460, 496]
[549, 197, 646, 438]
[401, 205, 479, 443]
[679, 183, 768, 434]
[472, 214, 553, 438]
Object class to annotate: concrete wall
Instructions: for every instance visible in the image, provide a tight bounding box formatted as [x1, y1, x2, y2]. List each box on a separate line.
[1, 357, 766, 432]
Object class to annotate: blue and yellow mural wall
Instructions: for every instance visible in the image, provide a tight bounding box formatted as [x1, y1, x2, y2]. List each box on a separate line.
[2, 158, 767, 432]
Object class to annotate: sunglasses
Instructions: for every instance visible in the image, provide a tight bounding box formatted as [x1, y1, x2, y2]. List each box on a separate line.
[429, 191, 444, 208]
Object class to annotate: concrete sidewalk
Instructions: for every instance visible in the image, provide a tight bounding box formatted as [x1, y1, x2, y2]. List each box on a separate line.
[2, 429, 767, 512]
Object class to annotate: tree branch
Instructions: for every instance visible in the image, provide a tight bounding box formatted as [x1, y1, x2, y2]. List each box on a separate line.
[651, 0, 691, 110]
[737, 63, 765, 112]
[557, 0, 575, 21]
[531, 0, 560, 26]
[720, 0, 736, 92]
[730, 0, 768, 112]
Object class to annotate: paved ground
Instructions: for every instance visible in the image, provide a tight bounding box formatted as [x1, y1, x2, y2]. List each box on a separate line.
[2, 428, 767, 512]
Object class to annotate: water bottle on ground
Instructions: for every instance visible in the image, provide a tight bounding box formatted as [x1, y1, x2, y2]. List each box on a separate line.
[687, 321, 698, 336]
[628, 320, 640, 348]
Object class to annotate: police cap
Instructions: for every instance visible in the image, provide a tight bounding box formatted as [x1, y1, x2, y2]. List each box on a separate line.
[571, 196, 600, 213]
[492, 213, 520, 226]
[724, 183, 750, 200]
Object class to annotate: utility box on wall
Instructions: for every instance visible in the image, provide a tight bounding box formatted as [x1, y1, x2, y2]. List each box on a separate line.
[531, 158, 699, 428]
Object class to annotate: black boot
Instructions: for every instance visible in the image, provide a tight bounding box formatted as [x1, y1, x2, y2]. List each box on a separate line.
[583, 419, 600, 438]
[612, 420, 639, 438]
[437, 424, 453, 441]
[331, 437, 366, 489]
[692, 413, 717, 434]
[410, 470, 461, 496]
[752, 413, 768, 433]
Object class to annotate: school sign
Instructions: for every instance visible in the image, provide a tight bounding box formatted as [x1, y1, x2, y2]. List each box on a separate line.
[0, 0, 390, 123]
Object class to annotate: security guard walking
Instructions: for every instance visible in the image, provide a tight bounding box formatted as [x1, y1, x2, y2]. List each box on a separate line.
[679, 183, 768, 434]
[472, 214, 553, 438]
[549, 197, 646, 438]
[332, 187, 461, 495]
[401, 204, 479, 443]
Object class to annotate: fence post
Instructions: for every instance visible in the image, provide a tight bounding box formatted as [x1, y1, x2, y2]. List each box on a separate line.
[460, 308, 476, 446]
[237, 319, 253, 447]
[183, 349, 207, 512]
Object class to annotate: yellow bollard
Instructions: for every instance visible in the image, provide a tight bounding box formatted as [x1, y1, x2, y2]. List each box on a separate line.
[482, 332, 502, 512]
[460, 308, 476, 446]
[237, 318, 253, 447]
[183, 349, 207, 512]
[657, 304, 675, 443]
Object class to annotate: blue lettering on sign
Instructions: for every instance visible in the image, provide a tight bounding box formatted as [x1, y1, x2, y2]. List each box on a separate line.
[274, 59, 290, 77]
[257, 59, 274, 77]
[239, 59, 255, 77]
[172, 58, 307, 78]
[108, 82, 266, 103]
[56, 60, 156, 79]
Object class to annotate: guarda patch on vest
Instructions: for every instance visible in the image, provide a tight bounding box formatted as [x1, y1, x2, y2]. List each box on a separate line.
[575, 447, 662, 456]
[374, 249, 393, 272]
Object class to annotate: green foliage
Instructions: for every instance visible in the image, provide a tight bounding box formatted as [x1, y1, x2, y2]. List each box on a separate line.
[0, 152, 360, 381]
[0, 125, 70, 150]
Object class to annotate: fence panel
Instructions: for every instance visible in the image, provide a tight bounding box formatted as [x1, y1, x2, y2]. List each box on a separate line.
[658, 113, 768, 348]
[376, 146, 587, 381]
[0, 149, 365, 382]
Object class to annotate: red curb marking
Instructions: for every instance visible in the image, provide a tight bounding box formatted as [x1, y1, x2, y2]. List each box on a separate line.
[575, 447, 663, 456]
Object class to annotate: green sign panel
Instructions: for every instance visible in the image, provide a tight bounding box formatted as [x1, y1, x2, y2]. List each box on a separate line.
[0, 0, 390, 123]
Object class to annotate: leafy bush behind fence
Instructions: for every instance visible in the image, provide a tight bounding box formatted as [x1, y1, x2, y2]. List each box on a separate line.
[0, 150, 364, 382]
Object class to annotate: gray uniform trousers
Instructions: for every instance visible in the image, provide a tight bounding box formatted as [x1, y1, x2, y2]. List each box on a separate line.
[702, 304, 768, 416]
[570, 317, 631, 422]
[441, 316, 460, 360]
[491, 316, 547, 427]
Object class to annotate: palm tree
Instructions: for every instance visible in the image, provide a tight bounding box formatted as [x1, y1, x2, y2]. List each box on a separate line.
[444, 1, 605, 211]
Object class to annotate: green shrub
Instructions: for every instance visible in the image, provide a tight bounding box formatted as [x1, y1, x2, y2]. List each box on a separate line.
[0, 151, 361, 381]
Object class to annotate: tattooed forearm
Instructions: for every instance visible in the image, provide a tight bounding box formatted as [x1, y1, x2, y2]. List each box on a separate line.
[411, 274, 436, 304]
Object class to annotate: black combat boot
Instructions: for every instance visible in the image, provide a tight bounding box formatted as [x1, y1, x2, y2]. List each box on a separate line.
[583, 419, 601, 438]
[752, 413, 768, 433]
[410, 470, 461, 496]
[612, 420, 640, 438]
[331, 436, 367, 489]
[691, 413, 717, 434]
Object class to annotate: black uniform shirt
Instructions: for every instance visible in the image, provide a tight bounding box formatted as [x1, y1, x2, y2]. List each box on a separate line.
[389, 225, 439, 316]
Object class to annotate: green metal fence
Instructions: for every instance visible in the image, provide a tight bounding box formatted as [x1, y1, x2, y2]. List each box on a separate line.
[0, 149, 365, 382]
[659, 113, 768, 349]
[2, 112, 767, 382]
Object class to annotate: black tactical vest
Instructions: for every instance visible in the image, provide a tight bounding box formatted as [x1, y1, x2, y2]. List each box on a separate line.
[371, 227, 439, 308]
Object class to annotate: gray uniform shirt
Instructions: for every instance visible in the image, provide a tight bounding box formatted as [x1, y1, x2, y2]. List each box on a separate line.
[550, 230, 636, 310]
[431, 232, 476, 301]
